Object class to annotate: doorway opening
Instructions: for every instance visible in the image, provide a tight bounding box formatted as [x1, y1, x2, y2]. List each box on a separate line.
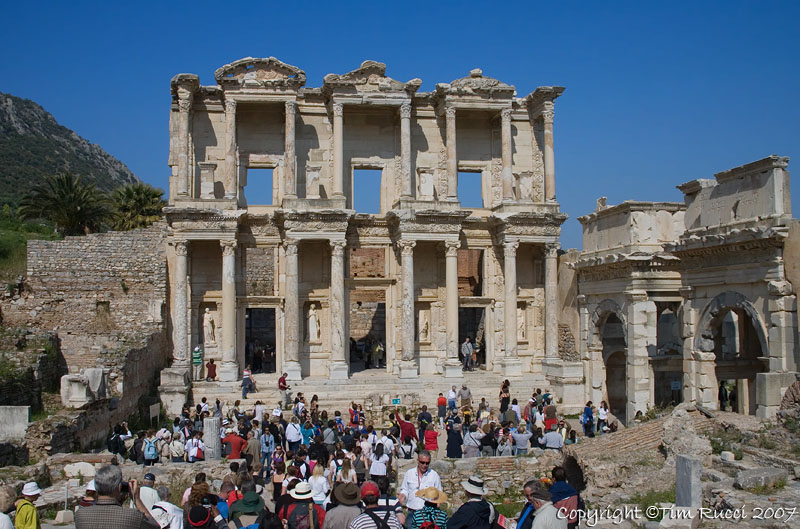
[349, 292, 386, 372]
[245, 308, 276, 373]
[353, 169, 382, 214]
[459, 307, 486, 367]
[458, 171, 483, 208]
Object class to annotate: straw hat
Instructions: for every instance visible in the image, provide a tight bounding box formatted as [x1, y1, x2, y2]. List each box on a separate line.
[415, 486, 448, 505]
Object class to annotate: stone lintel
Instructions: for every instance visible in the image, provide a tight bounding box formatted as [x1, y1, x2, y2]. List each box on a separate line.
[714, 154, 790, 183]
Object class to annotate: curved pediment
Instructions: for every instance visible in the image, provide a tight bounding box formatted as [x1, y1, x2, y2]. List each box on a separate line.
[438, 68, 515, 98]
[214, 57, 306, 90]
[323, 60, 422, 95]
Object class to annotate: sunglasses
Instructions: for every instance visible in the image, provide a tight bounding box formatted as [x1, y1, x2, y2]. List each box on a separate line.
[419, 460, 431, 465]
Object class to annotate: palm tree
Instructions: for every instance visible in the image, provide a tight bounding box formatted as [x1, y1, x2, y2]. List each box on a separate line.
[110, 183, 166, 231]
[19, 173, 109, 235]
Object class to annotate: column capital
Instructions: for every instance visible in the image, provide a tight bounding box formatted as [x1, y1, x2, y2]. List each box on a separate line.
[177, 97, 192, 113]
[283, 239, 299, 256]
[330, 239, 347, 255]
[445, 106, 456, 119]
[224, 99, 237, 113]
[444, 240, 461, 257]
[545, 242, 560, 258]
[397, 239, 416, 256]
[332, 102, 344, 117]
[504, 240, 519, 257]
[501, 107, 512, 121]
[400, 102, 412, 119]
[540, 101, 554, 124]
[624, 289, 648, 303]
[171, 240, 188, 256]
[679, 286, 695, 299]
[285, 100, 297, 115]
[220, 239, 238, 256]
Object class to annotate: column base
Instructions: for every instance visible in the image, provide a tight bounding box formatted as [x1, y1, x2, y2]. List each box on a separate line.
[399, 361, 419, 379]
[159, 367, 191, 417]
[328, 361, 349, 380]
[443, 361, 464, 378]
[542, 358, 585, 413]
[218, 362, 239, 382]
[499, 357, 523, 377]
[285, 361, 303, 382]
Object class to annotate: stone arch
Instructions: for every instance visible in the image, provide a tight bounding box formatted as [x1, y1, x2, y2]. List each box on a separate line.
[694, 291, 768, 357]
[589, 299, 629, 421]
[590, 298, 627, 351]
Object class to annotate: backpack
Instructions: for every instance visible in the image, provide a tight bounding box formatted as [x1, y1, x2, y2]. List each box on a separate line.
[107, 433, 125, 456]
[144, 439, 158, 460]
[287, 503, 319, 529]
[233, 511, 269, 529]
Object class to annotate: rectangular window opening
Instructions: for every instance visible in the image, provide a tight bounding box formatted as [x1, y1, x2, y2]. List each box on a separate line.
[353, 169, 382, 214]
[458, 171, 483, 208]
[246, 168, 273, 205]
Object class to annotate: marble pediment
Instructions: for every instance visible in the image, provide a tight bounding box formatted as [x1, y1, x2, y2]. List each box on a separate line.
[323, 60, 421, 97]
[436, 68, 516, 99]
[215, 57, 306, 90]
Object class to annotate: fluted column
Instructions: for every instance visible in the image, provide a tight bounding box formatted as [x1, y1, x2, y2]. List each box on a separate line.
[219, 240, 238, 381]
[504, 241, 519, 358]
[398, 240, 418, 378]
[176, 94, 192, 197]
[444, 240, 462, 378]
[545, 243, 559, 358]
[171, 241, 189, 367]
[400, 102, 412, 198]
[329, 240, 349, 379]
[332, 102, 344, 197]
[284, 101, 297, 199]
[224, 99, 238, 199]
[284, 240, 301, 380]
[445, 106, 457, 199]
[542, 102, 556, 202]
[501, 107, 513, 200]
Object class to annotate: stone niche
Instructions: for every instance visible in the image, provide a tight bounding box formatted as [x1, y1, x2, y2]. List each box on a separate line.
[60, 368, 109, 408]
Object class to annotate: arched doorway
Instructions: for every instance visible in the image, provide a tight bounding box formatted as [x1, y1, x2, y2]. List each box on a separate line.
[599, 310, 627, 422]
[653, 306, 683, 407]
[695, 292, 769, 415]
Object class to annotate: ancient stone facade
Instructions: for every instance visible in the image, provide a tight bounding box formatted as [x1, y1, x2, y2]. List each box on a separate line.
[572, 156, 800, 422]
[162, 57, 570, 411]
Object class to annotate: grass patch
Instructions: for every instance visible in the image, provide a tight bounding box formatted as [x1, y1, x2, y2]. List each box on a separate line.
[0, 211, 60, 282]
[626, 488, 676, 521]
[747, 478, 786, 495]
[495, 501, 524, 518]
[756, 433, 777, 450]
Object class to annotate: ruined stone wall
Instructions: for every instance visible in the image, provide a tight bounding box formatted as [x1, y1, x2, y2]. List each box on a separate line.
[350, 248, 384, 278]
[244, 246, 275, 296]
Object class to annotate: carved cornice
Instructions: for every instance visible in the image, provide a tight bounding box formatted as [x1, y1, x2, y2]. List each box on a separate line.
[525, 86, 565, 117]
[164, 207, 244, 234]
[280, 209, 353, 234]
[490, 211, 567, 238]
[322, 60, 422, 97]
[387, 209, 471, 237]
[214, 57, 306, 90]
[435, 68, 516, 100]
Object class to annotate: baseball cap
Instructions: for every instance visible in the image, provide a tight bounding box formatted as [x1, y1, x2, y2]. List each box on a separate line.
[360, 481, 380, 498]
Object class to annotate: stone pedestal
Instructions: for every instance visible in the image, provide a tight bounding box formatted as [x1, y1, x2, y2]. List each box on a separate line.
[443, 361, 463, 378]
[499, 357, 523, 377]
[203, 417, 221, 460]
[219, 362, 238, 382]
[542, 358, 584, 412]
[399, 361, 419, 379]
[675, 455, 702, 509]
[285, 361, 302, 382]
[756, 371, 797, 417]
[159, 367, 190, 418]
[329, 361, 349, 380]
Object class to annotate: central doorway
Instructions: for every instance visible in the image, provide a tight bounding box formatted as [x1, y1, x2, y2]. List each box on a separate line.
[349, 296, 386, 372]
[459, 307, 486, 367]
[245, 308, 276, 374]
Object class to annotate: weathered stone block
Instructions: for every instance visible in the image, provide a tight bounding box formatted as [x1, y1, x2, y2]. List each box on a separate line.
[0, 406, 29, 441]
[64, 462, 96, 478]
[675, 455, 702, 508]
[719, 451, 735, 462]
[733, 467, 788, 490]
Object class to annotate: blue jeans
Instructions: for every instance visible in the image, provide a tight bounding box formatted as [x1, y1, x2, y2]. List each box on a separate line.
[288, 440, 300, 453]
[447, 399, 456, 411]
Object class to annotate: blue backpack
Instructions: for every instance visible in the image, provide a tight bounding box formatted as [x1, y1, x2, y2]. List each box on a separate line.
[144, 439, 158, 460]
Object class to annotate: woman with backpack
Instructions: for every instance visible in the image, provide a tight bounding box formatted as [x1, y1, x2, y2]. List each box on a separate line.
[368, 443, 390, 481]
[409, 487, 448, 529]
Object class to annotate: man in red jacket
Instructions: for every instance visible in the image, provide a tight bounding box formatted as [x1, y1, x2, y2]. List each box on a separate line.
[395, 410, 418, 443]
[223, 429, 247, 460]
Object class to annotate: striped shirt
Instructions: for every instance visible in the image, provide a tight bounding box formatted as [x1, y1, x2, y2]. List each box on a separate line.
[349, 508, 403, 529]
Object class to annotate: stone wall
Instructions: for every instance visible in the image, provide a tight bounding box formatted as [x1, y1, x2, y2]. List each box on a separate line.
[0, 332, 61, 413]
[244, 246, 275, 296]
[350, 248, 384, 278]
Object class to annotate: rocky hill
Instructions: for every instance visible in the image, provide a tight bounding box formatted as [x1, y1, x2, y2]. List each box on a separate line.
[0, 92, 139, 206]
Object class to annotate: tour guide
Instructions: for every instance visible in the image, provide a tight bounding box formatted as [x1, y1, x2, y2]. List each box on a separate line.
[397, 450, 441, 514]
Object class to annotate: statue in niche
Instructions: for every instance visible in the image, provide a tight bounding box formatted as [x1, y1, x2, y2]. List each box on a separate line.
[419, 310, 429, 342]
[517, 308, 526, 340]
[203, 308, 216, 344]
[308, 304, 320, 342]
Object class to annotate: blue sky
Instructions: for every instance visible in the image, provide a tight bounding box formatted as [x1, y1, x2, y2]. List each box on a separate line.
[1, 1, 798, 249]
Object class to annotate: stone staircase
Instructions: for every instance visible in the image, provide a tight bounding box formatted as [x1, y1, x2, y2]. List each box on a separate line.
[191, 368, 549, 414]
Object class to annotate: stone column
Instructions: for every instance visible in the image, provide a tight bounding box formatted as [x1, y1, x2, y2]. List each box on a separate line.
[501, 241, 522, 375]
[398, 240, 418, 378]
[329, 240, 349, 379]
[444, 240, 462, 378]
[219, 240, 238, 381]
[203, 417, 221, 460]
[501, 107, 514, 201]
[332, 102, 344, 198]
[224, 99, 238, 199]
[283, 240, 301, 381]
[176, 94, 192, 197]
[284, 101, 297, 199]
[542, 102, 556, 202]
[545, 243, 559, 358]
[171, 241, 189, 367]
[400, 102, 412, 198]
[445, 106, 457, 199]
[625, 290, 656, 423]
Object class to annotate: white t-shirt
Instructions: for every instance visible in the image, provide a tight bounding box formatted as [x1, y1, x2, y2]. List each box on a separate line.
[380, 436, 395, 454]
[599, 407, 609, 420]
[369, 454, 390, 476]
[254, 404, 265, 424]
[0, 513, 13, 529]
[309, 475, 330, 503]
[286, 423, 303, 442]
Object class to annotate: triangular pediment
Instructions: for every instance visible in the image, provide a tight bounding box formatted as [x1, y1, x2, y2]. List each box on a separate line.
[214, 57, 306, 89]
[437, 68, 515, 99]
[323, 60, 421, 95]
